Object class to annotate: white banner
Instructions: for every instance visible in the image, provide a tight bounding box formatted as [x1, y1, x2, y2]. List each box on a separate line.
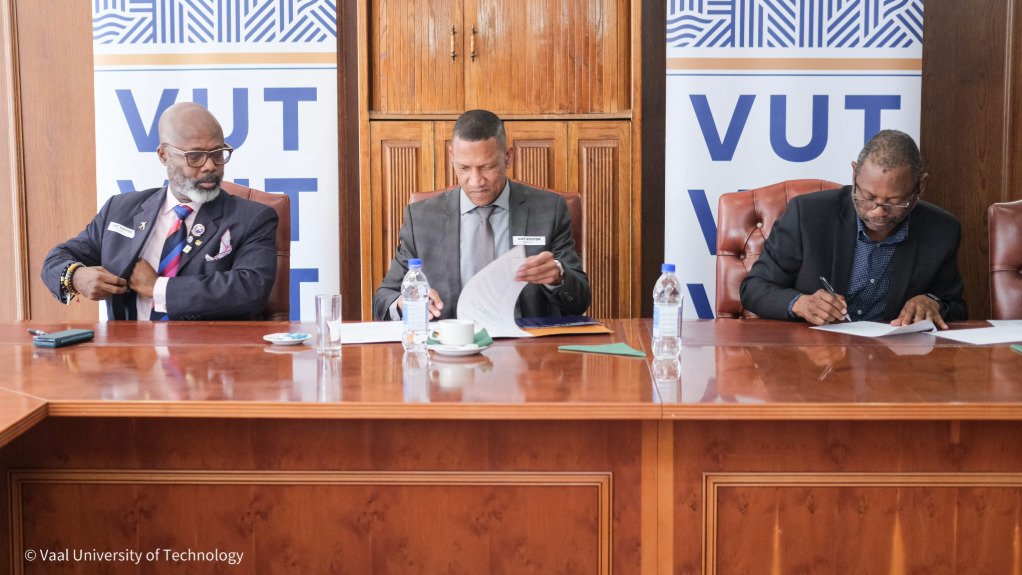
[92, 0, 338, 321]
[665, 0, 924, 319]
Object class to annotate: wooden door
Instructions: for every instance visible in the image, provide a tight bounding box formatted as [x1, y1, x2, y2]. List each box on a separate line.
[464, 0, 630, 114]
[505, 121, 567, 191]
[367, 121, 437, 317]
[369, 0, 465, 113]
[435, 121, 567, 190]
[434, 121, 456, 188]
[568, 121, 632, 320]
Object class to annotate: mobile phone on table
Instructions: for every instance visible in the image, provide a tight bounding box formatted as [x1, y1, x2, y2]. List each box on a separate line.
[32, 328, 94, 348]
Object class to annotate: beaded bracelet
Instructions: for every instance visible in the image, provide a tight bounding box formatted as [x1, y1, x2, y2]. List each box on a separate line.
[61, 261, 84, 302]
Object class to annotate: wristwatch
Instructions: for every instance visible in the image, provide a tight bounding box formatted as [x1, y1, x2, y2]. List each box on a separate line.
[924, 293, 949, 316]
[552, 259, 565, 281]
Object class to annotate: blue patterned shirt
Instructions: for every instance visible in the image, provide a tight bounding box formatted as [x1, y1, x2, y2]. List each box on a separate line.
[845, 215, 910, 321]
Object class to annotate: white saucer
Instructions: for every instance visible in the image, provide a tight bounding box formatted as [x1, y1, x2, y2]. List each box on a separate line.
[427, 343, 491, 357]
[263, 332, 312, 346]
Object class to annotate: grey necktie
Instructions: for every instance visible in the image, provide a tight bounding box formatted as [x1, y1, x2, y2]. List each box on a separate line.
[472, 205, 496, 275]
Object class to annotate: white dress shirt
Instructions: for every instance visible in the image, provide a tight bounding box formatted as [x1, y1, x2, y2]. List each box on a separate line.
[136, 188, 202, 320]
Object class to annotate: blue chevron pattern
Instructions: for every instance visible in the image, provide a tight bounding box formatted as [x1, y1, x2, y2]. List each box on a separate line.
[93, 0, 337, 44]
[667, 0, 923, 48]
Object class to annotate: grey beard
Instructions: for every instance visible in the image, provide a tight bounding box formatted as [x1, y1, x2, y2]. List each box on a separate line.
[182, 186, 220, 204]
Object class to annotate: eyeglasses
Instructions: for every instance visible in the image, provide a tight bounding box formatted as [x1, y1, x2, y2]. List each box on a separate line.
[162, 144, 233, 168]
[851, 183, 918, 212]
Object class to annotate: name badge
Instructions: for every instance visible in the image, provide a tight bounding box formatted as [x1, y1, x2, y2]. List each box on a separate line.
[513, 235, 545, 246]
[107, 222, 135, 239]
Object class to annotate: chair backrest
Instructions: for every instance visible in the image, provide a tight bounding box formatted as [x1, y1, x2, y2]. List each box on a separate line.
[409, 182, 584, 257]
[715, 179, 842, 319]
[988, 200, 1022, 319]
[220, 181, 291, 321]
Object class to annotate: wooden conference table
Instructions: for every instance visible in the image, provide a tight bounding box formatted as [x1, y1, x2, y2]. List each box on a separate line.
[0, 319, 1020, 573]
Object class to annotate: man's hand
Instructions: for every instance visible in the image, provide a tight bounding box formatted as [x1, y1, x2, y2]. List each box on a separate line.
[792, 289, 848, 326]
[70, 266, 128, 300]
[397, 288, 444, 319]
[515, 251, 562, 286]
[891, 294, 947, 329]
[129, 259, 159, 299]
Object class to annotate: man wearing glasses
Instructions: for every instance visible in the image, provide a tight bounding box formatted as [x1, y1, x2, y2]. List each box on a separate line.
[740, 129, 966, 328]
[42, 102, 278, 320]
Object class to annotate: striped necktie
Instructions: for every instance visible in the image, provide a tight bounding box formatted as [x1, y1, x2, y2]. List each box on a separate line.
[150, 205, 193, 320]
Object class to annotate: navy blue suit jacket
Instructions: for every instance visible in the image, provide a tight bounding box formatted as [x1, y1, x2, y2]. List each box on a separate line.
[42, 187, 278, 320]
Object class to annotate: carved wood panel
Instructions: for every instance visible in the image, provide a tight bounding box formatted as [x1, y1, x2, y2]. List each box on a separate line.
[368, 122, 435, 309]
[570, 121, 631, 320]
[506, 121, 567, 191]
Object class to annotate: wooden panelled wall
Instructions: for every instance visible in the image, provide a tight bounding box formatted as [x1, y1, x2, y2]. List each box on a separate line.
[0, 0, 99, 322]
[920, 0, 1022, 320]
[355, 0, 644, 321]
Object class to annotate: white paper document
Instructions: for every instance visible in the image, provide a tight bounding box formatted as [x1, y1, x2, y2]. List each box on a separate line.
[989, 320, 1022, 328]
[340, 320, 404, 343]
[935, 323, 1022, 345]
[811, 320, 936, 338]
[456, 244, 532, 338]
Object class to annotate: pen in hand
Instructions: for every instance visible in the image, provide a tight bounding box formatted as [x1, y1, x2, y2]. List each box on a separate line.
[818, 276, 852, 322]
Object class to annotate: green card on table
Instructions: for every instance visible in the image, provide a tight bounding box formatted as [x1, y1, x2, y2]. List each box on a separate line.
[558, 342, 646, 358]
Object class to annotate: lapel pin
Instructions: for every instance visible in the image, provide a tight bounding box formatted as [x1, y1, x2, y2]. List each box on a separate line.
[183, 245, 192, 254]
[195, 240, 203, 246]
[192, 224, 205, 237]
[139, 221, 147, 230]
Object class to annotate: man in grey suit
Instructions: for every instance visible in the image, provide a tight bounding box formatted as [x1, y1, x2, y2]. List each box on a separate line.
[740, 129, 966, 328]
[42, 102, 278, 320]
[373, 109, 590, 321]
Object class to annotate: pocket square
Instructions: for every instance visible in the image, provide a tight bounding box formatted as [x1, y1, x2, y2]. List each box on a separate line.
[204, 229, 233, 262]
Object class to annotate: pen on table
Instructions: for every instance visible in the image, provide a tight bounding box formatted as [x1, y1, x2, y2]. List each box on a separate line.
[818, 276, 852, 322]
[27, 329, 47, 336]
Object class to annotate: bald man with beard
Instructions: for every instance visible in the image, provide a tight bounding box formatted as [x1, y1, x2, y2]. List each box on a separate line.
[42, 102, 279, 320]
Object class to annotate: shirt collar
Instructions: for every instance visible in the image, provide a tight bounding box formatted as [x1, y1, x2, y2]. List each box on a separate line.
[161, 187, 202, 216]
[459, 180, 510, 215]
[855, 212, 911, 245]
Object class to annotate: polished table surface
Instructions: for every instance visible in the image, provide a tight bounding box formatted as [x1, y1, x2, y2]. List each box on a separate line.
[3, 319, 1022, 574]
[0, 319, 1019, 429]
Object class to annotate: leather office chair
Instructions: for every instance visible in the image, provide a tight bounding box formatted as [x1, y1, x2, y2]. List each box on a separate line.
[988, 200, 1022, 319]
[409, 182, 584, 256]
[220, 181, 291, 321]
[715, 179, 842, 318]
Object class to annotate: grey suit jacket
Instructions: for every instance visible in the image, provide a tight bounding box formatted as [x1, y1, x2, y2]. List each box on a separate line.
[740, 186, 967, 322]
[42, 187, 278, 320]
[372, 181, 590, 320]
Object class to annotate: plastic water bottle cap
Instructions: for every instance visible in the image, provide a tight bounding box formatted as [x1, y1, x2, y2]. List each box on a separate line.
[408, 258, 423, 268]
[661, 263, 676, 273]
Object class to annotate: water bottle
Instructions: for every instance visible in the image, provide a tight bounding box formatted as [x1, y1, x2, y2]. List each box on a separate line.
[402, 351, 431, 402]
[401, 258, 430, 351]
[652, 263, 683, 359]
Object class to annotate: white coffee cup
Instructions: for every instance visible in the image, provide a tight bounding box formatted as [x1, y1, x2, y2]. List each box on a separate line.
[432, 319, 475, 346]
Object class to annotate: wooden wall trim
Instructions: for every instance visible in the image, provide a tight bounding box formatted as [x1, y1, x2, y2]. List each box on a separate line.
[337, 0, 362, 321]
[0, 0, 27, 320]
[920, 0, 1021, 319]
[17, 0, 97, 321]
[638, 0, 665, 317]
[1006, 0, 1022, 203]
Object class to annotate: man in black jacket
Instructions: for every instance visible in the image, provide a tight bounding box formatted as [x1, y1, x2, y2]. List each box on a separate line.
[740, 129, 966, 328]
